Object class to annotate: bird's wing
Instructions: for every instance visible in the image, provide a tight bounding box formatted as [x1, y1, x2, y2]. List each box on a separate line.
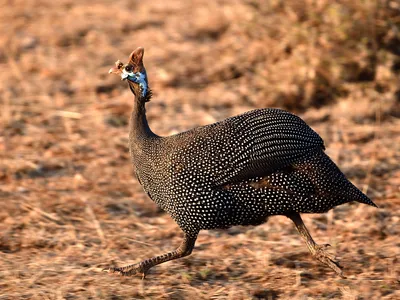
[214, 108, 325, 186]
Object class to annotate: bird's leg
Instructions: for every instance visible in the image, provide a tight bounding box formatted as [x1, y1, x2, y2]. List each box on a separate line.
[104, 232, 197, 278]
[286, 212, 344, 277]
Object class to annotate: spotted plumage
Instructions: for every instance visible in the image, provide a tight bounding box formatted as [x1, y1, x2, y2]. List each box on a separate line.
[105, 47, 377, 278]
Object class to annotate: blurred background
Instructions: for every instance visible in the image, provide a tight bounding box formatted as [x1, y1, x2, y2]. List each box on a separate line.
[0, 0, 399, 299]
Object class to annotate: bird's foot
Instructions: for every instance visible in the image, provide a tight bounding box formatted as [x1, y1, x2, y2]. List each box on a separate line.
[314, 244, 345, 278]
[103, 262, 149, 279]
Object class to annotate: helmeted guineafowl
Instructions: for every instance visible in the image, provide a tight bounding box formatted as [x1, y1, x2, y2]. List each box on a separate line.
[105, 47, 377, 278]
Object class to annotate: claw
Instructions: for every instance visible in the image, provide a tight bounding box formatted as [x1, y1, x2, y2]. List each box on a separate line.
[102, 267, 114, 273]
[103, 267, 124, 275]
[314, 245, 345, 278]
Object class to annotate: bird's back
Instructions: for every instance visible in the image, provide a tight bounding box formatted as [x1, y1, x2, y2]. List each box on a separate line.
[162, 108, 324, 185]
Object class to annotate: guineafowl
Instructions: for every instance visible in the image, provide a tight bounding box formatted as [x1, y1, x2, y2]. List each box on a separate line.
[105, 47, 377, 278]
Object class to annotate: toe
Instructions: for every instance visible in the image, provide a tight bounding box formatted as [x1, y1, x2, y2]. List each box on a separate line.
[102, 263, 149, 278]
[313, 245, 345, 277]
[102, 266, 116, 273]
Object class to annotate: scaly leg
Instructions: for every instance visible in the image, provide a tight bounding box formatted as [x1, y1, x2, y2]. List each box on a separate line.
[104, 232, 198, 278]
[286, 213, 344, 277]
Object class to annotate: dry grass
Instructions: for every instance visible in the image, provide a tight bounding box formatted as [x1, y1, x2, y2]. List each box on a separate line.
[0, 0, 399, 299]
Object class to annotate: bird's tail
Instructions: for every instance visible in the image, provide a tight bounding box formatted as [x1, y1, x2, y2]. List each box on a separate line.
[354, 188, 378, 208]
[316, 150, 378, 208]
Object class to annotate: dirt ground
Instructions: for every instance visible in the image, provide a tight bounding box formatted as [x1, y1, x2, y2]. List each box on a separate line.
[0, 0, 399, 299]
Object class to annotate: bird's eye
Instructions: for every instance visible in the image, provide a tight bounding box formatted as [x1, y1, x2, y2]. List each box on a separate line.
[125, 66, 132, 73]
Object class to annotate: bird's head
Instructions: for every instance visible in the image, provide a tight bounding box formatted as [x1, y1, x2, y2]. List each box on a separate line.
[109, 47, 151, 101]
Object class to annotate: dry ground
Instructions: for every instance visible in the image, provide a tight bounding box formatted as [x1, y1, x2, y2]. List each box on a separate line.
[0, 0, 399, 299]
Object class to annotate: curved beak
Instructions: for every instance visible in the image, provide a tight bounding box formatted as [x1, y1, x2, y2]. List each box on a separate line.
[108, 60, 123, 75]
[108, 66, 120, 74]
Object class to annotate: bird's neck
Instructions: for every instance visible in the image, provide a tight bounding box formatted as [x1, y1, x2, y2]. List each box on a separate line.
[129, 93, 158, 149]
